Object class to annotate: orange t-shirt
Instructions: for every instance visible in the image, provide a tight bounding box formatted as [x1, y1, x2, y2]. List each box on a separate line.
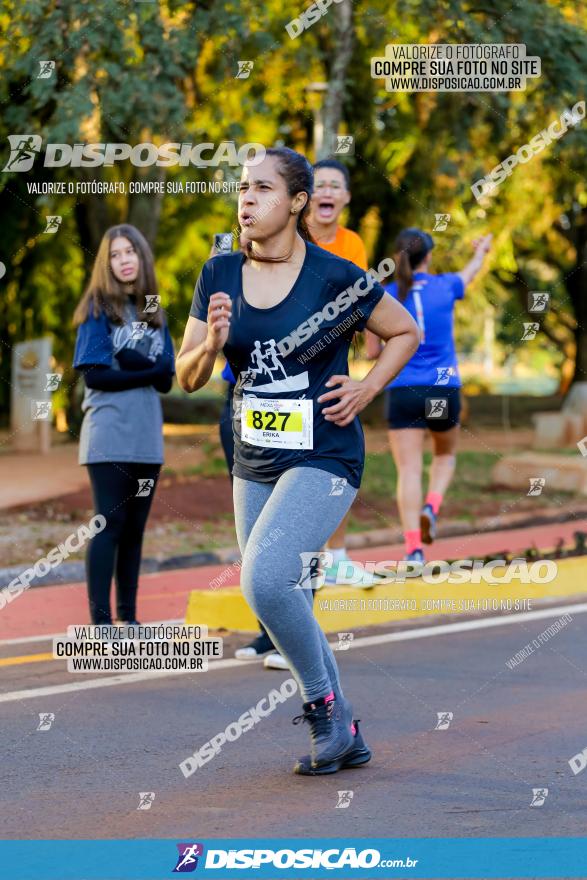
[314, 226, 368, 271]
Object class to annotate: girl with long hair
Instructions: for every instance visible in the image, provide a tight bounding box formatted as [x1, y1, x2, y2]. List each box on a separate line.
[369, 227, 492, 563]
[72, 224, 175, 625]
[176, 147, 419, 775]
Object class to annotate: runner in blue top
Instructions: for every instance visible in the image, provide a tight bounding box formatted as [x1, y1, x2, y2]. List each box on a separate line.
[176, 147, 419, 776]
[367, 227, 492, 563]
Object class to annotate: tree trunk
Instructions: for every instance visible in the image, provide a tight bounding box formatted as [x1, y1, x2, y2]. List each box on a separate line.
[566, 207, 587, 386]
[318, 0, 354, 160]
[127, 166, 167, 248]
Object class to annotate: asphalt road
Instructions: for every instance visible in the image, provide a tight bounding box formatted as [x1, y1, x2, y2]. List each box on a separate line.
[2, 601, 587, 844]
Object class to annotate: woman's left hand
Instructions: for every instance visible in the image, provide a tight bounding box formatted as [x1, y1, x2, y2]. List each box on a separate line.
[318, 375, 376, 427]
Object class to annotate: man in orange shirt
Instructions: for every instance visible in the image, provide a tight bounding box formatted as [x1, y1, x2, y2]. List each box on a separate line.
[305, 159, 379, 591]
[308, 159, 367, 271]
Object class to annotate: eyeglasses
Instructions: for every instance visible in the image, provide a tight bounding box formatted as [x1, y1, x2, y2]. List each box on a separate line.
[314, 181, 344, 191]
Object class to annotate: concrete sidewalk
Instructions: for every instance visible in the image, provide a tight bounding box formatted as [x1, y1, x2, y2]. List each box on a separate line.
[0, 443, 90, 509]
[0, 436, 205, 510]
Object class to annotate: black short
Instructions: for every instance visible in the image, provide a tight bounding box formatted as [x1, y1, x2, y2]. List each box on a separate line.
[385, 386, 461, 431]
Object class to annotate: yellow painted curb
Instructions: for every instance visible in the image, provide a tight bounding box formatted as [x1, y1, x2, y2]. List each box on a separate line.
[185, 557, 587, 633]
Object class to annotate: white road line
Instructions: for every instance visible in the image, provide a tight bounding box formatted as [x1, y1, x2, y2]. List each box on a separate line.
[0, 602, 585, 705]
[0, 619, 185, 648]
[346, 600, 587, 648]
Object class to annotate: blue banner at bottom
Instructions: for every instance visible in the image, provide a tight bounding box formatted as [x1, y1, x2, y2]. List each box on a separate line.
[0, 838, 583, 879]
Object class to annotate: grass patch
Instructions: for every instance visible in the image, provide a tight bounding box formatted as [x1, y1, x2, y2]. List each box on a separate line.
[352, 449, 575, 532]
[361, 450, 504, 500]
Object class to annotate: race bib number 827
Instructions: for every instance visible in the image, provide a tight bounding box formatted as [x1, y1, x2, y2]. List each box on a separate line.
[241, 397, 313, 450]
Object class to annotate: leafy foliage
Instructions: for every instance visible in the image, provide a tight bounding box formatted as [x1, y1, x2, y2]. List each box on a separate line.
[0, 0, 585, 419]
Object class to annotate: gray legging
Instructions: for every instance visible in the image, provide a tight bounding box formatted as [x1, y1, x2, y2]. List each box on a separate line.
[233, 466, 357, 703]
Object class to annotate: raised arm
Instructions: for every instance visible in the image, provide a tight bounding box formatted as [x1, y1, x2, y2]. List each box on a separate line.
[457, 234, 493, 287]
[176, 292, 232, 393]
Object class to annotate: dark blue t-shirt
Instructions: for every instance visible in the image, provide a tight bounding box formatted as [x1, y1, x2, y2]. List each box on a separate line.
[190, 242, 385, 488]
[385, 272, 464, 388]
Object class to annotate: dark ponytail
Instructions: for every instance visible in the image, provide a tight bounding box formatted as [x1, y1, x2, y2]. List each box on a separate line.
[395, 249, 413, 303]
[393, 228, 434, 302]
[242, 146, 314, 262]
[297, 212, 314, 243]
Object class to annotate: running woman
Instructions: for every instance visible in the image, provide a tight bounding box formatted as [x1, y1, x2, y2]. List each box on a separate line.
[72, 224, 175, 625]
[256, 157, 374, 671]
[368, 228, 492, 563]
[176, 147, 418, 774]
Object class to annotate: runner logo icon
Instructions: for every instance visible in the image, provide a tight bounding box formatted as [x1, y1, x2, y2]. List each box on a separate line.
[527, 477, 545, 496]
[433, 213, 451, 231]
[528, 292, 549, 313]
[3, 134, 42, 171]
[173, 843, 204, 872]
[32, 401, 52, 420]
[435, 711, 453, 730]
[329, 477, 347, 496]
[522, 322, 539, 341]
[137, 792, 155, 810]
[426, 398, 448, 419]
[131, 321, 148, 340]
[144, 294, 161, 313]
[296, 551, 332, 590]
[336, 790, 354, 808]
[37, 713, 55, 731]
[236, 61, 254, 79]
[44, 215, 62, 233]
[530, 787, 548, 806]
[136, 479, 155, 497]
[38, 60, 55, 78]
[335, 135, 354, 155]
[435, 367, 454, 385]
[337, 632, 354, 651]
[45, 373, 62, 391]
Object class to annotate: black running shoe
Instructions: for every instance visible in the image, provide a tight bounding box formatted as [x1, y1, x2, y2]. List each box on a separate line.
[234, 631, 275, 660]
[291, 693, 354, 772]
[294, 719, 371, 775]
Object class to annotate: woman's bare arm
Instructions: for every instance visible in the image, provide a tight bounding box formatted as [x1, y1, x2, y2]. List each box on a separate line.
[176, 292, 232, 392]
[458, 234, 493, 287]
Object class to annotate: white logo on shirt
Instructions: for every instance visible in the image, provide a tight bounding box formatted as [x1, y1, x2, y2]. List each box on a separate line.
[411, 279, 428, 343]
[240, 339, 309, 393]
[111, 320, 164, 361]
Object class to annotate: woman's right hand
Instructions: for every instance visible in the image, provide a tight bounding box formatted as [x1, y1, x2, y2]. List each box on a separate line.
[206, 292, 232, 353]
[472, 233, 493, 255]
